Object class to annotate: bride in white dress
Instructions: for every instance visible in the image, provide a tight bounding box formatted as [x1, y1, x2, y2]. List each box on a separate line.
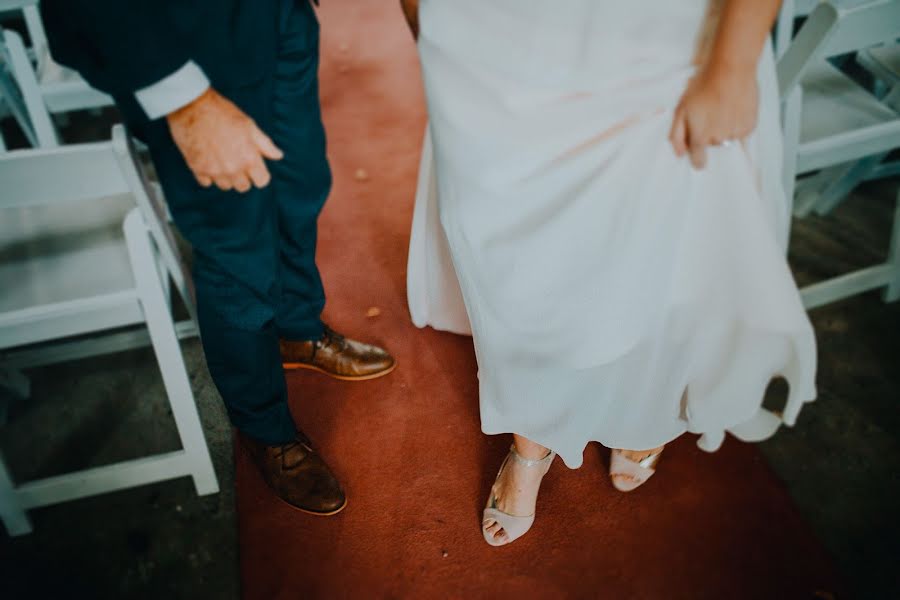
[401, 0, 817, 546]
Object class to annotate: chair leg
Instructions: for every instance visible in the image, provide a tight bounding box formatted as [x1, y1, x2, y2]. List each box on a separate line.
[793, 156, 884, 217]
[0, 67, 38, 148]
[123, 210, 219, 496]
[883, 191, 900, 303]
[813, 154, 886, 216]
[0, 452, 32, 536]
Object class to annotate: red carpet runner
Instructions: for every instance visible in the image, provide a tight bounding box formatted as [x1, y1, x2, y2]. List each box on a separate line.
[237, 2, 841, 598]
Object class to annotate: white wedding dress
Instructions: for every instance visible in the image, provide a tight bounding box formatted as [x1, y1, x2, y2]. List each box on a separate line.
[407, 0, 817, 468]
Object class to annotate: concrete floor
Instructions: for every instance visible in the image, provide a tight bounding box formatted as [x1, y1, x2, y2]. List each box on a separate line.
[1, 113, 899, 598]
[761, 177, 900, 600]
[0, 342, 238, 600]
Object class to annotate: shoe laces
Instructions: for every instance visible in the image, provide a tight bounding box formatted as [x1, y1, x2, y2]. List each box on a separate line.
[276, 434, 314, 468]
[320, 325, 348, 351]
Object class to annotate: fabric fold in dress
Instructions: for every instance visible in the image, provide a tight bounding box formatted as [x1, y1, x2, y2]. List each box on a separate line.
[407, 0, 817, 468]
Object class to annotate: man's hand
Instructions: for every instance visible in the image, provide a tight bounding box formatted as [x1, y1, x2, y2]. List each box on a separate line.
[669, 64, 758, 170]
[166, 88, 284, 192]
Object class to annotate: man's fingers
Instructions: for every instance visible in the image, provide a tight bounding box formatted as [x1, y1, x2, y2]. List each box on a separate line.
[191, 124, 280, 193]
[232, 173, 252, 193]
[252, 127, 284, 161]
[669, 109, 687, 156]
[247, 157, 272, 189]
[213, 176, 235, 192]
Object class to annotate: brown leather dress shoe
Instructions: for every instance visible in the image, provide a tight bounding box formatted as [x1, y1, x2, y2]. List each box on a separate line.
[280, 325, 396, 381]
[241, 432, 347, 516]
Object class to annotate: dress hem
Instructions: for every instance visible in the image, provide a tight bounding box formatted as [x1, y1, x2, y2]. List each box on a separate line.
[480, 395, 816, 470]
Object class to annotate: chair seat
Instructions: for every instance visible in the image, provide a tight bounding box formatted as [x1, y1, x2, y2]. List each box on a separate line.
[798, 59, 900, 173]
[41, 81, 113, 113]
[37, 50, 113, 113]
[0, 194, 141, 347]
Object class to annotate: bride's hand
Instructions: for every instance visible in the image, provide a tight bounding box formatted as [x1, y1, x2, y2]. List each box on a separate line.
[668, 65, 758, 170]
[399, 0, 419, 39]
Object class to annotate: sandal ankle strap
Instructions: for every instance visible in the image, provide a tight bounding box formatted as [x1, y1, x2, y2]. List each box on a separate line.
[613, 448, 663, 469]
[508, 444, 555, 468]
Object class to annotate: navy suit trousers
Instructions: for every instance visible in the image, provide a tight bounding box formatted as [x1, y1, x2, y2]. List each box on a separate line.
[135, 0, 329, 444]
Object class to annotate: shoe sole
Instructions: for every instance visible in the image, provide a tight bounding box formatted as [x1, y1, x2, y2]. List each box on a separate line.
[282, 361, 397, 381]
[278, 495, 348, 517]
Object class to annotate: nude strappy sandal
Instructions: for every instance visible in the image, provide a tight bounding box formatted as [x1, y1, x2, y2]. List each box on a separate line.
[482, 445, 555, 547]
[609, 447, 663, 492]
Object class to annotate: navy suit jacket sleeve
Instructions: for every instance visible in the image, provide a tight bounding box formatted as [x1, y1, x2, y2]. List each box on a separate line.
[40, 0, 191, 96]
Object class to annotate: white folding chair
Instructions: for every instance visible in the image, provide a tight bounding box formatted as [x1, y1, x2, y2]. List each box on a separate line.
[795, 43, 900, 215]
[858, 41, 900, 95]
[778, 0, 900, 309]
[791, 44, 900, 217]
[0, 124, 218, 536]
[0, 0, 113, 148]
[777, 0, 900, 217]
[774, 0, 874, 58]
[853, 42, 900, 176]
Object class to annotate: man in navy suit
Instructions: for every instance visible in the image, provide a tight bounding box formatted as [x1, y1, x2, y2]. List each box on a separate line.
[40, 0, 396, 515]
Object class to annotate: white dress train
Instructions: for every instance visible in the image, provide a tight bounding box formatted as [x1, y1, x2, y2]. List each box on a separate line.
[407, 0, 817, 468]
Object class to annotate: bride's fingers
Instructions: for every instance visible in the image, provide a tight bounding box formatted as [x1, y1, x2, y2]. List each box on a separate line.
[687, 128, 708, 169]
[669, 108, 688, 156]
[685, 118, 709, 169]
[689, 143, 708, 169]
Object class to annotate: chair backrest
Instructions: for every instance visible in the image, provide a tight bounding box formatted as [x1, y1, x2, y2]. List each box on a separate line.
[0, 1, 114, 148]
[794, 0, 873, 16]
[20, 4, 46, 64]
[0, 0, 37, 14]
[0, 124, 197, 321]
[775, 0, 803, 59]
[0, 27, 58, 147]
[774, 0, 874, 58]
[0, 1, 43, 62]
[20, 3, 72, 89]
[778, 0, 900, 99]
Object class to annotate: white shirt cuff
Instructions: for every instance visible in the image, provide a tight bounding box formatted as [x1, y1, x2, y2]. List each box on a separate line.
[134, 61, 210, 120]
